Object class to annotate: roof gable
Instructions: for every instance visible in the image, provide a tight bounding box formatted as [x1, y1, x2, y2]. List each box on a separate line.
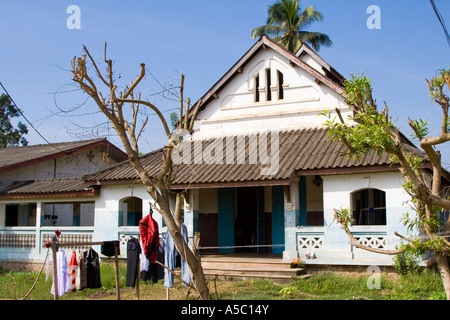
[0, 138, 127, 174]
[189, 35, 347, 119]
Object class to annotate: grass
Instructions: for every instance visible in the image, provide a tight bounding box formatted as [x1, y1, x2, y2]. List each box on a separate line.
[0, 263, 446, 300]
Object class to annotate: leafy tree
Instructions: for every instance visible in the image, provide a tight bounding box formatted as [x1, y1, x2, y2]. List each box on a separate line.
[0, 94, 28, 147]
[322, 68, 450, 299]
[251, 0, 332, 52]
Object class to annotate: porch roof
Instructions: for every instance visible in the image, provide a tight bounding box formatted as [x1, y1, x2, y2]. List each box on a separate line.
[83, 128, 420, 189]
[0, 178, 99, 199]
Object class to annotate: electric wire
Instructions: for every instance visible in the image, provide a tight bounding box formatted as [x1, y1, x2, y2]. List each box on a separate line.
[429, 0, 450, 48]
[0, 81, 67, 152]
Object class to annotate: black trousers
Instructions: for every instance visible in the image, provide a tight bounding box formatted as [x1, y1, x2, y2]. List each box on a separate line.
[126, 238, 141, 287]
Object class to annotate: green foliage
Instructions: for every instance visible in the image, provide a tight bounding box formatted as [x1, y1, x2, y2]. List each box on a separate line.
[428, 66, 450, 101]
[1, 265, 446, 300]
[343, 73, 373, 107]
[0, 94, 28, 147]
[279, 285, 299, 297]
[333, 206, 353, 227]
[251, 0, 332, 52]
[410, 119, 430, 140]
[392, 249, 420, 276]
[322, 68, 450, 268]
[169, 112, 179, 130]
[320, 74, 398, 163]
[390, 269, 445, 300]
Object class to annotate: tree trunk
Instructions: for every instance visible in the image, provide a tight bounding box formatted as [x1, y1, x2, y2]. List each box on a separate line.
[151, 188, 211, 300]
[435, 252, 450, 300]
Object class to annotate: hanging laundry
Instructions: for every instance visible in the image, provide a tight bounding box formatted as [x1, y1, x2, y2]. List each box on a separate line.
[69, 250, 78, 292]
[164, 224, 191, 288]
[139, 209, 159, 263]
[126, 237, 141, 287]
[76, 250, 87, 290]
[101, 240, 120, 257]
[83, 248, 102, 288]
[141, 238, 165, 284]
[51, 249, 71, 296]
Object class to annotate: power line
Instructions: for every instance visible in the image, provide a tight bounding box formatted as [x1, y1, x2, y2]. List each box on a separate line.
[0, 81, 66, 151]
[429, 0, 450, 48]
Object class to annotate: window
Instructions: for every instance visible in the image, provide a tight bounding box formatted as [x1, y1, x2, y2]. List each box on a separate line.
[277, 70, 284, 100]
[254, 69, 284, 103]
[265, 68, 272, 101]
[119, 197, 143, 227]
[254, 74, 260, 103]
[351, 188, 386, 225]
[42, 202, 94, 227]
[5, 204, 36, 227]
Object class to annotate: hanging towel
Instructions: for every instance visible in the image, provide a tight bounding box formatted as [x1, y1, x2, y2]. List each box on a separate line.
[69, 250, 78, 292]
[51, 249, 71, 296]
[76, 251, 87, 290]
[164, 224, 191, 288]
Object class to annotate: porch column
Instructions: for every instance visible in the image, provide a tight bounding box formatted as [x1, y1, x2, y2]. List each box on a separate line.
[36, 201, 43, 254]
[283, 179, 299, 261]
[184, 189, 199, 247]
[0, 203, 5, 227]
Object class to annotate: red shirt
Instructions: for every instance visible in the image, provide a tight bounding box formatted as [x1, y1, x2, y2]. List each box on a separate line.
[139, 214, 160, 263]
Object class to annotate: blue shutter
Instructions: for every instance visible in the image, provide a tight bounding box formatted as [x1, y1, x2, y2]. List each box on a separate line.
[218, 188, 235, 253]
[272, 186, 285, 254]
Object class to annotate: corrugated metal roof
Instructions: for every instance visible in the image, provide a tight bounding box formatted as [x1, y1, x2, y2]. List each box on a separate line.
[0, 138, 127, 174]
[0, 178, 95, 196]
[84, 128, 401, 187]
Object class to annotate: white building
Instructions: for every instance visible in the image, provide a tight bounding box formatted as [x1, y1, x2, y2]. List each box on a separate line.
[1, 36, 442, 268]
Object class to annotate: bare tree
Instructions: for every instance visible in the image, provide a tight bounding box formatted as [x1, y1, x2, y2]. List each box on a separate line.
[71, 43, 209, 299]
[323, 68, 450, 299]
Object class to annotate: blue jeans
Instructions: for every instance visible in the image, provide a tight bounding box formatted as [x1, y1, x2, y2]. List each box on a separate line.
[164, 223, 191, 288]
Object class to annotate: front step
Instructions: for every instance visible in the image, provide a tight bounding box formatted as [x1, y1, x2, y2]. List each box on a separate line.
[200, 255, 307, 281]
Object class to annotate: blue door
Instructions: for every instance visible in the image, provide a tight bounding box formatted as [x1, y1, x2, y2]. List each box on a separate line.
[218, 188, 235, 253]
[256, 186, 265, 254]
[272, 186, 285, 254]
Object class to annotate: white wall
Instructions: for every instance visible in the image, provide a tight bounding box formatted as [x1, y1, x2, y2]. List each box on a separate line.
[93, 184, 161, 252]
[0, 147, 118, 188]
[317, 171, 414, 265]
[192, 49, 352, 140]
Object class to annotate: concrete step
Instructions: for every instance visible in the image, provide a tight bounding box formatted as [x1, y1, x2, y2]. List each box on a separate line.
[200, 255, 307, 281]
[203, 266, 305, 279]
[200, 255, 293, 268]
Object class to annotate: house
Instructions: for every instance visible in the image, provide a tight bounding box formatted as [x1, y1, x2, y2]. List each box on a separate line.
[0, 138, 127, 263]
[82, 35, 432, 267]
[0, 35, 438, 269]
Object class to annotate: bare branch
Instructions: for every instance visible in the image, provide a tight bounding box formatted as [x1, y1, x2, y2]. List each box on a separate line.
[179, 74, 185, 125]
[113, 98, 171, 138]
[188, 99, 203, 132]
[333, 210, 404, 255]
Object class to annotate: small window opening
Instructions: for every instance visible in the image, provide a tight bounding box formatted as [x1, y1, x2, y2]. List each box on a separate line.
[277, 70, 284, 100]
[254, 74, 260, 103]
[351, 188, 386, 226]
[265, 68, 272, 101]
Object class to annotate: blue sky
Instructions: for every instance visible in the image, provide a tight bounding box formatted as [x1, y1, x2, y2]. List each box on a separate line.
[1, 1, 450, 164]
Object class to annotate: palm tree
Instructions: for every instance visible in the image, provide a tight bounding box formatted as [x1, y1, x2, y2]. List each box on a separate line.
[251, 0, 332, 53]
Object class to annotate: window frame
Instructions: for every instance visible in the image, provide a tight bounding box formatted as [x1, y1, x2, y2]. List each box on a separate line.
[351, 188, 387, 226]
